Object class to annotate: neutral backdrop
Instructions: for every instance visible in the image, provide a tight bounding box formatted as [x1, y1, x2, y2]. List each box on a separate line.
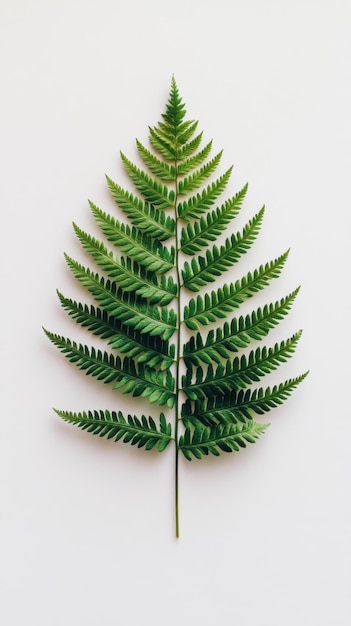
[1, 1, 350, 624]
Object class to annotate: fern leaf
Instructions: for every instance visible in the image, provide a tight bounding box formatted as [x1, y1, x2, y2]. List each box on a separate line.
[179, 420, 269, 461]
[159, 80, 197, 141]
[149, 124, 204, 162]
[157, 79, 198, 148]
[72, 223, 176, 305]
[120, 152, 175, 210]
[183, 251, 290, 326]
[113, 360, 175, 407]
[136, 140, 176, 181]
[150, 78, 203, 158]
[44, 331, 175, 407]
[106, 176, 175, 240]
[175, 121, 200, 146]
[161, 76, 187, 126]
[176, 141, 213, 176]
[182, 332, 302, 400]
[182, 208, 265, 292]
[55, 409, 173, 452]
[157, 120, 199, 148]
[180, 184, 248, 254]
[178, 167, 233, 220]
[65, 255, 177, 341]
[175, 132, 204, 160]
[181, 373, 308, 427]
[57, 292, 175, 370]
[148, 125, 178, 161]
[177, 151, 223, 196]
[45, 77, 307, 536]
[184, 289, 300, 360]
[90, 201, 175, 273]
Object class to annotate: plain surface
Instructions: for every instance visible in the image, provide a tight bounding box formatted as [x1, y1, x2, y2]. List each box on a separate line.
[1, 1, 350, 624]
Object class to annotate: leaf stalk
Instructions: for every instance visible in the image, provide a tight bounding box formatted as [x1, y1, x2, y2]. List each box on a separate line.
[174, 154, 181, 538]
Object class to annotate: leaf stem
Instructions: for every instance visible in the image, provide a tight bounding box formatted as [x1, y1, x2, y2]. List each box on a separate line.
[174, 157, 181, 539]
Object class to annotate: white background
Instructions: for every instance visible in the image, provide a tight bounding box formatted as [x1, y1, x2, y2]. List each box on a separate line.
[1, 1, 350, 624]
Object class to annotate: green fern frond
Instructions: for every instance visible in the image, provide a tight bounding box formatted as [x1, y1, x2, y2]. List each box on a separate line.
[57, 292, 175, 370]
[178, 167, 233, 220]
[170, 121, 199, 147]
[160, 80, 190, 134]
[183, 289, 300, 358]
[179, 420, 269, 461]
[182, 373, 309, 426]
[183, 251, 290, 325]
[182, 208, 265, 292]
[158, 80, 198, 147]
[72, 224, 176, 306]
[106, 176, 175, 240]
[182, 332, 302, 400]
[162, 76, 186, 124]
[113, 360, 175, 407]
[174, 131, 204, 160]
[136, 140, 177, 181]
[44, 330, 175, 407]
[150, 77, 200, 160]
[180, 184, 248, 254]
[55, 409, 173, 451]
[45, 78, 308, 537]
[176, 141, 213, 176]
[177, 151, 223, 196]
[148, 125, 178, 161]
[120, 152, 175, 209]
[90, 201, 175, 273]
[64, 255, 177, 341]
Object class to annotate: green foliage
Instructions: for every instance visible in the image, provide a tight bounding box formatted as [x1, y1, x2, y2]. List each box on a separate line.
[179, 420, 269, 461]
[55, 409, 172, 452]
[45, 77, 308, 536]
